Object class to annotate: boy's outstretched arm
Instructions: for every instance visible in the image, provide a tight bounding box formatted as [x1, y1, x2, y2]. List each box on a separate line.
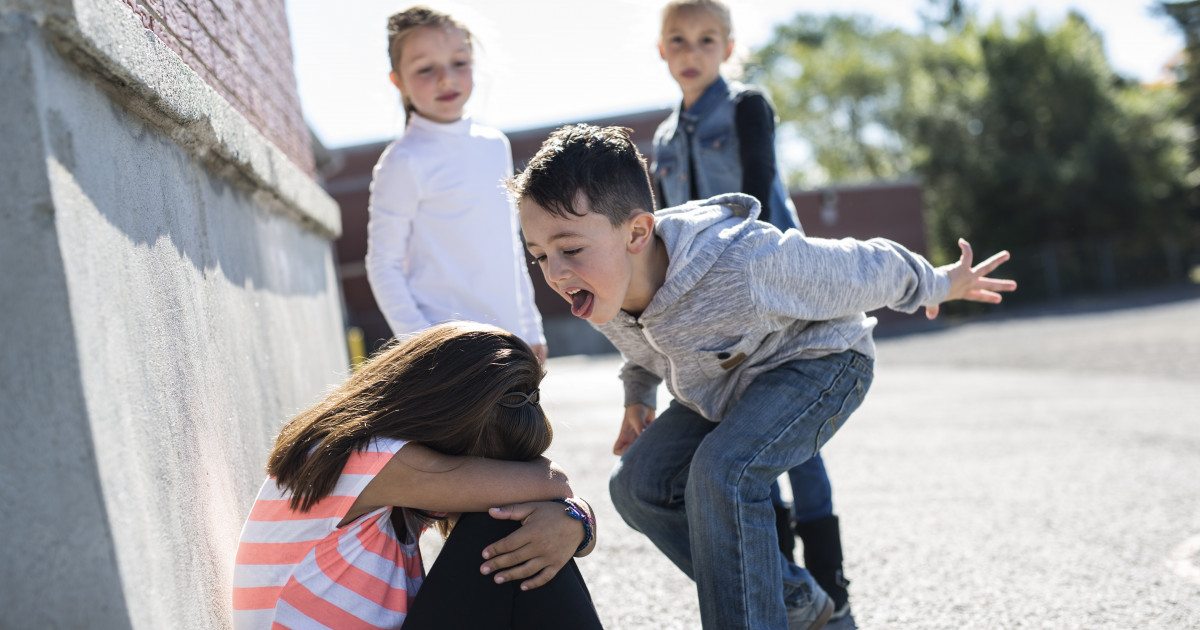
[925, 239, 1017, 319]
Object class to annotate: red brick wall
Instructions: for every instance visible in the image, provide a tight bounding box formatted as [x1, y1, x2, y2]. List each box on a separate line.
[116, 0, 315, 176]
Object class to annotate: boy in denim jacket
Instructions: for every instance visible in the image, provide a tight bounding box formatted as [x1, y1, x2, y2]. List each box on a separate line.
[510, 125, 1015, 630]
[652, 0, 852, 615]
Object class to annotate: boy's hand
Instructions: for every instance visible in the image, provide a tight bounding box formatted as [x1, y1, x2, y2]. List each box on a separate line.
[926, 239, 1017, 319]
[479, 501, 582, 590]
[614, 404, 655, 455]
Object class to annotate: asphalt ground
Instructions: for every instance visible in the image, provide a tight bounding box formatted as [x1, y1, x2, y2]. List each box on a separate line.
[433, 286, 1200, 629]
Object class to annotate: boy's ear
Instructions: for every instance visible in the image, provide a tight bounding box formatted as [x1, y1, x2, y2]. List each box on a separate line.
[626, 211, 656, 254]
[723, 38, 735, 62]
[388, 71, 404, 92]
[658, 41, 667, 61]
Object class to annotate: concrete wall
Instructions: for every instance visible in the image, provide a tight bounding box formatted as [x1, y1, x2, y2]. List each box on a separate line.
[0, 1, 345, 628]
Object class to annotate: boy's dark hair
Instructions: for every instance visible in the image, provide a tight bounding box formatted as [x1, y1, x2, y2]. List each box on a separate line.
[509, 124, 656, 226]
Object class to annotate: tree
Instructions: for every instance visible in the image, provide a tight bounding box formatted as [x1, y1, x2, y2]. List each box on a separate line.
[907, 12, 1192, 262]
[1160, 1, 1200, 218]
[752, 8, 1193, 280]
[747, 15, 921, 186]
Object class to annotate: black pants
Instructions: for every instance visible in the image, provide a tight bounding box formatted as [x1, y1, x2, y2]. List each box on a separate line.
[403, 512, 604, 629]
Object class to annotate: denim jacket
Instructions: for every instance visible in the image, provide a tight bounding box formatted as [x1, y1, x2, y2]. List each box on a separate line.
[651, 77, 799, 231]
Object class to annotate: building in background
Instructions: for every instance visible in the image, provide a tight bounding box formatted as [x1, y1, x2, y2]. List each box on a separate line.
[0, 1, 345, 628]
[323, 109, 928, 357]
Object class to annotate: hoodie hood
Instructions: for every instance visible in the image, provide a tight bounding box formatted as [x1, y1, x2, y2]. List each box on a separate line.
[648, 193, 762, 314]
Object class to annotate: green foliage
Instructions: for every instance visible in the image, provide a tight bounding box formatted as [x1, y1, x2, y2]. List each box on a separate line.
[1160, 1, 1200, 216]
[909, 12, 1192, 262]
[747, 15, 919, 186]
[751, 8, 1194, 271]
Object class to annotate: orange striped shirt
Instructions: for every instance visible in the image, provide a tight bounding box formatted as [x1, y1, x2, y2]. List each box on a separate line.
[232, 438, 426, 629]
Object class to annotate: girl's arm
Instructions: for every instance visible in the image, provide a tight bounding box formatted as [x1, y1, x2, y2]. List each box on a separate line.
[735, 91, 782, 226]
[349, 443, 572, 519]
[365, 149, 433, 335]
[348, 444, 587, 591]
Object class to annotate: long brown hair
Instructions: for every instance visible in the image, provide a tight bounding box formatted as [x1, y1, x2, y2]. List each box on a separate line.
[268, 322, 550, 512]
[386, 6, 474, 123]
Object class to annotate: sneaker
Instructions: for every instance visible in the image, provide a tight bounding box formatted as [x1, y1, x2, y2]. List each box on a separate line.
[829, 600, 851, 621]
[821, 569, 851, 620]
[786, 586, 834, 630]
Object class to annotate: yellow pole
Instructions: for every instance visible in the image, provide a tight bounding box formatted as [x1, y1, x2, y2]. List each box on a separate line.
[346, 327, 367, 371]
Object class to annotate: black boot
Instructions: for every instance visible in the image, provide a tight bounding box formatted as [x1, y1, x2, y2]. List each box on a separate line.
[773, 503, 796, 563]
[795, 514, 850, 619]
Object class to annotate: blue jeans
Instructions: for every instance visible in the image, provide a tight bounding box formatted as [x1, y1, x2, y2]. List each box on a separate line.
[771, 454, 834, 523]
[609, 351, 873, 630]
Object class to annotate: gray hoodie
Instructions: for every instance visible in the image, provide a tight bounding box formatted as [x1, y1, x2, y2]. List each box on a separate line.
[595, 193, 951, 422]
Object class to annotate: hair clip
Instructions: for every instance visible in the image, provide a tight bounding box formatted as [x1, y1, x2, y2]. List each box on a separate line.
[497, 388, 540, 409]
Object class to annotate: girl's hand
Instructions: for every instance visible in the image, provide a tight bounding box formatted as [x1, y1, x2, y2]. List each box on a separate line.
[613, 404, 655, 455]
[926, 239, 1017, 319]
[479, 501, 587, 590]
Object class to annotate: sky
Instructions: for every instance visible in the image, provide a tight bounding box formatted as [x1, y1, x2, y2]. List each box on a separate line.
[286, 0, 1185, 150]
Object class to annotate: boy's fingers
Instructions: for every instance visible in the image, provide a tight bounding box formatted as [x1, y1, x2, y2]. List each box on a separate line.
[967, 290, 1004, 303]
[925, 304, 940, 319]
[972, 250, 1010, 275]
[979, 277, 1017, 292]
[958, 238, 973, 266]
[613, 423, 638, 454]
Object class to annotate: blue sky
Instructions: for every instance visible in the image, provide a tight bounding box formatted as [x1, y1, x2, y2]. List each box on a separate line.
[287, 0, 1184, 149]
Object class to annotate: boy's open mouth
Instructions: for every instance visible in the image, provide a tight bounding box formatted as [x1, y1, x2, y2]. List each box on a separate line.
[567, 289, 594, 319]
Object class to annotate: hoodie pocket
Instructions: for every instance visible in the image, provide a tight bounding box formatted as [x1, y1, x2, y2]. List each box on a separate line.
[697, 336, 757, 379]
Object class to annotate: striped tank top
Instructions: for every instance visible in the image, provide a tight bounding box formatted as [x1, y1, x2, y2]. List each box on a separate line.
[232, 437, 426, 629]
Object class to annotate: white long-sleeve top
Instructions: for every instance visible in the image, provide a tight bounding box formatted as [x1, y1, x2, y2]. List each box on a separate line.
[365, 113, 545, 345]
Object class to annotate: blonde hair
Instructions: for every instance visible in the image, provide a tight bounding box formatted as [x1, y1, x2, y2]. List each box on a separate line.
[386, 6, 474, 122]
[661, 0, 733, 40]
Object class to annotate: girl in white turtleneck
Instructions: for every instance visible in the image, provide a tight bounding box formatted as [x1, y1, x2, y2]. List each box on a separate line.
[366, 6, 546, 361]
